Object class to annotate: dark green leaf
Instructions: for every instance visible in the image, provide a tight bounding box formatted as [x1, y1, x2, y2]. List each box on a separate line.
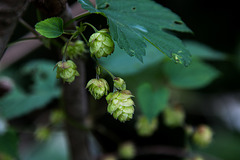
[0, 60, 60, 119]
[100, 42, 164, 76]
[137, 83, 169, 120]
[35, 17, 63, 38]
[78, 0, 192, 66]
[0, 129, 18, 157]
[162, 60, 220, 89]
[184, 40, 227, 60]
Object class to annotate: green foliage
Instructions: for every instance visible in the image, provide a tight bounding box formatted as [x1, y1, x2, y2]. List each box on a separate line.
[35, 17, 64, 38]
[0, 60, 61, 119]
[0, 129, 18, 158]
[78, 0, 192, 66]
[22, 132, 69, 160]
[162, 60, 220, 89]
[184, 40, 227, 60]
[137, 83, 169, 120]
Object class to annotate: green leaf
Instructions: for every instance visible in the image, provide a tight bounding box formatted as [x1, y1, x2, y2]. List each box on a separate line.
[162, 60, 220, 89]
[184, 40, 227, 60]
[0, 60, 60, 119]
[100, 42, 164, 76]
[0, 129, 18, 157]
[22, 132, 69, 160]
[137, 83, 169, 120]
[78, 0, 192, 66]
[35, 17, 63, 38]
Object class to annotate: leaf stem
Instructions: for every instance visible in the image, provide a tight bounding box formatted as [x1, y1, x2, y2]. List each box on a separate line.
[97, 63, 115, 79]
[83, 22, 98, 32]
[80, 32, 89, 45]
[19, 18, 39, 37]
[62, 34, 75, 61]
[64, 12, 91, 28]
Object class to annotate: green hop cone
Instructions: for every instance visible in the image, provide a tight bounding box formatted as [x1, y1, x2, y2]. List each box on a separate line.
[86, 78, 109, 99]
[56, 60, 79, 83]
[118, 142, 136, 159]
[89, 29, 114, 58]
[62, 40, 86, 59]
[106, 90, 134, 122]
[113, 77, 126, 90]
[192, 124, 213, 148]
[35, 126, 50, 141]
[50, 109, 65, 124]
[163, 105, 185, 128]
[136, 116, 158, 137]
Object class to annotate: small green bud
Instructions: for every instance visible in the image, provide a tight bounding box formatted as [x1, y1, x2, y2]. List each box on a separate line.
[62, 40, 86, 59]
[163, 105, 185, 128]
[56, 60, 80, 83]
[118, 142, 136, 159]
[113, 77, 126, 90]
[106, 90, 134, 122]
[86, 78, 109, 99]
[35, 126, 50, 141]
[192, 124, 213, 148]
[50, 109, 65, 124]
[89, 29, 114, 58]
[136, 116, 158, 137]
[185, 125, 194, 136]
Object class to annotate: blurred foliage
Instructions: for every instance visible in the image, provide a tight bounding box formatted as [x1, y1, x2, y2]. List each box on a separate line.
[0, 60, 60, 119]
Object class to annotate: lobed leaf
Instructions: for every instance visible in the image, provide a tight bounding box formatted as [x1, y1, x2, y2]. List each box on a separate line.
[78, 0, 192, 66]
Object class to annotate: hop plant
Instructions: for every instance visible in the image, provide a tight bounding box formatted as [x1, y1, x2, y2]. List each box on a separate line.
[106, 90, 134, 122]
[163, 105, 185, 128]
[55, 60, 79, 83]
[113, 77, 126, 90]
[89, 29, 114, 58]
[62, 40, 86, 59]
[86, 78, 109, 99]
[136, 116, 158, 137]
[192, 124, 213, 148]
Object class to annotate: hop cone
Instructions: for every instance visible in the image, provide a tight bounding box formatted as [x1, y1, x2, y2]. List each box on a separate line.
[192, 125, 213, 148]
[106, 90, 134, 122]
[89, 29, 114, 58]
[56, 60, 79, 83]
[136, 116, 158, 136]
[163, 106, 185, 128]
[86, 78, 109, 99]
[62, 40, 86, 59]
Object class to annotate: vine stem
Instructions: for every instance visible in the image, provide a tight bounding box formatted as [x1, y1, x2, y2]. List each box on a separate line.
[83, 22, 98, 32]
[19, 18, 40, 37]
[97, 63, 115, 79]
[62, 34, 75, 61]
[64, 12, 91, 27]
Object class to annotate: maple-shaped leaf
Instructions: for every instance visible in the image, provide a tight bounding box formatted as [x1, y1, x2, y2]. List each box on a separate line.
[78, 0, 192, 66]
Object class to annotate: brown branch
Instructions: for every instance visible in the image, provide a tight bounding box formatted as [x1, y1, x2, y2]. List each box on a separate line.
[0, 1, 95, 71]
[0, 0, 29, 59]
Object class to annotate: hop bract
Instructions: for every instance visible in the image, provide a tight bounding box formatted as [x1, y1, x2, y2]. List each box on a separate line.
[56, 60, 79, 83]
[89, 29, 114, 58]
[86, 78, 109, 99]
[113, 77, 126, 90]
[62, 40, 86, 59]
[106, 90, 134, 122]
